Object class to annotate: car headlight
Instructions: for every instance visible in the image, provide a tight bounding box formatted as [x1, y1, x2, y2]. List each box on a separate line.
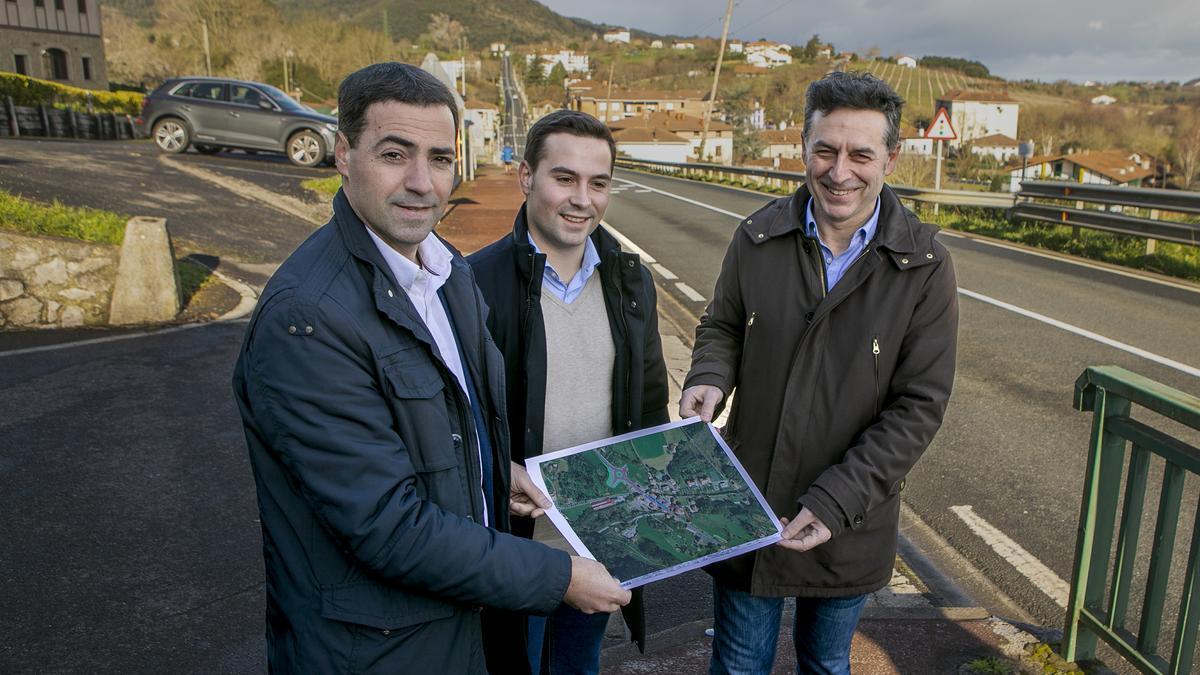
[324, 123, 338, 133]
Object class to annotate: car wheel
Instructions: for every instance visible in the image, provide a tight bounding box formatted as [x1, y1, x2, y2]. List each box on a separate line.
[152, 118, 190, 154]
[286, 130, 324, 168]
[194, 144, 221, 154]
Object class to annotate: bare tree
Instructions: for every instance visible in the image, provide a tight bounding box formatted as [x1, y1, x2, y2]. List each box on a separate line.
[1171, 107, 1200, 189]
[423, 13, 467, 53]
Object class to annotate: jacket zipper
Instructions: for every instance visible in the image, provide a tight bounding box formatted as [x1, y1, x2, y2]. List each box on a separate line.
[872, 336, 881, 418]
[746, 311, 756, 339]
[614, 256, 633, 431]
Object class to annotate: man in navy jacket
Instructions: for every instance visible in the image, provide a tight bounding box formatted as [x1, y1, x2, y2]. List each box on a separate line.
[233, 63, 629, 674]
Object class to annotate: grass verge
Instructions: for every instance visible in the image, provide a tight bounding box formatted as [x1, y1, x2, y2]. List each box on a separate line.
[302, 175, 341, 198]
[176, 258, 216, 306]
[0, 190, 127, 245]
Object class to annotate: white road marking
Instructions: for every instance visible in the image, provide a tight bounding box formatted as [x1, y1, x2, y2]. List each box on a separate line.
[652, 263, 678, 280]
[635, 189, 653, 193]
[0, 321, 234, 358]
[940, 230, 1200, 296]
[959, 288, 1200, 378]
[613, 177, 746, 219]
[676, 283, 706, 303]
[950, 505, 1070, 609]
[600, 220, 656, 263]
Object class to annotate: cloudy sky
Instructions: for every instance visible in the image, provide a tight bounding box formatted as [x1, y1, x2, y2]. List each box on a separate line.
[539, 0, 1199, 83]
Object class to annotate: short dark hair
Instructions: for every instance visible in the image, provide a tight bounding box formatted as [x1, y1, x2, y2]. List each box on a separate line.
[523, 110, 616, 172]
[803, 71, 904, 150]
[337, 62, 460, 148]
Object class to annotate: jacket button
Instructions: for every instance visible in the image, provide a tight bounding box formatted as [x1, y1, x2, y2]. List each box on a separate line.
[746, 219, 753, 224]
[626, 420, 633, 428]
[853, 514, 864, 525]
[387, 289, 394, 298]
[627, 260, 635, 268]
[901, 258, 909, 264]
[804, 312, 814, 323]
[381, 629, 391, 636]
[304, 325, 313, 335]
[630, 300, 638, 309]
[287, 325, 297, 334]
[926, 253, 934, 259]
[756, 233, 764, 239]
[451, 433, 462, 447]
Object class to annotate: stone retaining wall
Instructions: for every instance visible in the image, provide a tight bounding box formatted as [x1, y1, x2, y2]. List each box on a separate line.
[0, 230, 119, 328]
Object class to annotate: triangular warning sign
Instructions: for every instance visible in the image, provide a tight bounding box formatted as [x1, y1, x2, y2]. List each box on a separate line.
[925, 107, 957, 140]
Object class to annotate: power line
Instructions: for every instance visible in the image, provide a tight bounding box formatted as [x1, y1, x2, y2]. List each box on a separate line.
[732, 0, 792, 36]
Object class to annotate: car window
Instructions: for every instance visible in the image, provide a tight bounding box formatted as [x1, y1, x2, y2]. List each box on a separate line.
[188, 82, 227, 101]
[230, 85, 269, 108]
[257, 83, 306, 113]
[170, 82, 196, 98]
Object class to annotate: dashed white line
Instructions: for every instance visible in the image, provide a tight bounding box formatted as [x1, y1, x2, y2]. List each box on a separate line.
[950, 505, 1070, 609]
[652, 263, 678, 280]
[675, 283, 706, 303]
[959, 288, 1200, 378]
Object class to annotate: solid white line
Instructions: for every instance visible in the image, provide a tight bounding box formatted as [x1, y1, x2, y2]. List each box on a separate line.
[958, 287, 1200, 378]
[613, 177, 746, 220]
[950, 505, 1070, 609]
[652, 263, 678, 280]
[635, 189, 653, 193]
[676, 282, 706, 303]
[600, 219, 656, 263]
[941, 230, 1200, 296]
[0, 322, 212, 358]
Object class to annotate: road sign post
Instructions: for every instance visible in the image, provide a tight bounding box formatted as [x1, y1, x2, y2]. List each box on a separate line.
[925, 107, 957, 216]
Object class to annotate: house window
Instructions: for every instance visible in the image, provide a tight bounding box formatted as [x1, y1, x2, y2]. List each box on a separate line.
[34, 0, 44, 7]
[42, 48, 68, 80]
[81, 56, 91, 80]
[54, 0, 63, 9]
[13, 54, 29, 76]
[715, 145, 723, 157]
[77, 0, 86, 13]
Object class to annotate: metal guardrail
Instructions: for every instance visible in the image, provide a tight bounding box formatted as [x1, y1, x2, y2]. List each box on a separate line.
[1065, 366, 1200, 674]
[1012, 180, 1200, 248]
[614, 157, 1012, 208]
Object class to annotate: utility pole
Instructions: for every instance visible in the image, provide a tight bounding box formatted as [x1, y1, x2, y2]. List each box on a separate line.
[603, 59, 615, 124]
[698, 0, 734, 163]
[201, 19, 212, 76]
[381, 9, 390, 42]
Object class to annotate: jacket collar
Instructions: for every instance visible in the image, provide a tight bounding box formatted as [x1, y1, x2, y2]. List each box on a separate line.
[745, 183, 922, 254]
[509, 203, 627, 282]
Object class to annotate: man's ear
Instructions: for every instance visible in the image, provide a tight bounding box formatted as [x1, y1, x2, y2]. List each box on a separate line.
[884, 145, 900, 176]
[334, 131, 350, 180]
[518, 160, 533, 196]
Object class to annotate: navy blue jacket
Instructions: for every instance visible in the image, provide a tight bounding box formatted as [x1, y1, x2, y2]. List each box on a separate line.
[468, 207, 671, 652]
[233, 190, 571, 674]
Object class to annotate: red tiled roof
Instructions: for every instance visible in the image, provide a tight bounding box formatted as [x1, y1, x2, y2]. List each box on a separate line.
[613, 127, 690, 143]
[744, 156, 807, 172]
[610, 111, 732, 133]
[758, 128, 804, 144]
[972, 134, 1019, 147]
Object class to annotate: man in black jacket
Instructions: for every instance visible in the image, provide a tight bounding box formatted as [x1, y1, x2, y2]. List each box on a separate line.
[469, 110, 670, 674]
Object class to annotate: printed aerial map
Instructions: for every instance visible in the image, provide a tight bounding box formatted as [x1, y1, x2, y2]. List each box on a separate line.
[536, 420, 780, 587]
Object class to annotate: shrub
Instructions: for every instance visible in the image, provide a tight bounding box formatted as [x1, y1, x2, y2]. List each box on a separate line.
[0, 73, 143, 115]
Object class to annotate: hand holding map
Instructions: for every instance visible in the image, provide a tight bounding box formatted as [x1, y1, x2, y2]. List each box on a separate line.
[525, 419, 782, 589]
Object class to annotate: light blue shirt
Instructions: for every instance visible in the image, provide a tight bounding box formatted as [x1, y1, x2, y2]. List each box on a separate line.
[804, 198, 880, 292]
[528, 233, 602, 304]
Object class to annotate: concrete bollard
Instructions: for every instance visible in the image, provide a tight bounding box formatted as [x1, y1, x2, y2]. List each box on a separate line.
[109, 217, 180, 325]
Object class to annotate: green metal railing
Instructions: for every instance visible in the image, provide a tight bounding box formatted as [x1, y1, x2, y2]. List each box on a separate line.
[1064, 366, 1200, 673]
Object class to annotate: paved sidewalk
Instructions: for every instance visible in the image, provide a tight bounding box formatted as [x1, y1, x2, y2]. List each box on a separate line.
[439, 167, 1045, 673]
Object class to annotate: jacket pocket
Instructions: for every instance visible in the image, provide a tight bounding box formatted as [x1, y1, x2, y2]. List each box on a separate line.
[382, 362, 457, 473]
[320, 581, 455, 631]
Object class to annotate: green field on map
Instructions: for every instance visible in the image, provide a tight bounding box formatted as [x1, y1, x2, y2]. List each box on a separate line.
[540, 423, 778, 583]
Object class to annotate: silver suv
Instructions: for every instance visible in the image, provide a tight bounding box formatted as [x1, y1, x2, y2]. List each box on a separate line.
[136, 76, 338, 168]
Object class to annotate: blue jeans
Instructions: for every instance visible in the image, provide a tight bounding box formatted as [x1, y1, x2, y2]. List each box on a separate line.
[709, 582, 868, 675]
[527, 605, 610, 675]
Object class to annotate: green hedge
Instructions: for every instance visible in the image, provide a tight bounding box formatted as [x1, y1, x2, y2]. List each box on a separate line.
[0, 73, 143, 115]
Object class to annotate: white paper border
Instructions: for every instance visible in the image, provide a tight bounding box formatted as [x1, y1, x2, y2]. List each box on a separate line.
[525, 418, 782, 589]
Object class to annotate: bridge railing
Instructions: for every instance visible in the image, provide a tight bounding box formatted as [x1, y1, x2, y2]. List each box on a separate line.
[1012, 181, 1200, 248]
[1065, 366, 1200, 673]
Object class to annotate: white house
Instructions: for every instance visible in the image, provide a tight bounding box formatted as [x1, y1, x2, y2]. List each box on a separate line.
[1006, 150, 1155, 192]
[728, 40, 744, 54]
[1091, 94, 1117, 105]
[934, 90, 1020, 148]
[969, 134, 1020, 163]
[758, 128, 804, 159]
[613, 127, 692, 163]
[604, 29, 630, 44]
[464, 99, 499, 164]
[897, 55, 917, 68]
[745, 48, 792, 68]
[650, 40, 664, 49]
[610, 111, 735, 164]
[489, 43, 507, 55]
[528, 50, 589, 76]
[672, 42, 696, 50]
[900, 127, 933, 156]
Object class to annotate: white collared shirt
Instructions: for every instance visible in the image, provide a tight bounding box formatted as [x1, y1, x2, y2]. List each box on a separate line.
[365, 227, 489, 525]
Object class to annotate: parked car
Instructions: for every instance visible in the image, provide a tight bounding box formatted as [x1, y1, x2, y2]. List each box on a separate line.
[135, 77, 337, 168]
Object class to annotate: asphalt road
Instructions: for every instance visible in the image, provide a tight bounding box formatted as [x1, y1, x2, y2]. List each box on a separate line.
[604, 168, 1200, 644]
[0, 137, 335, 270]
